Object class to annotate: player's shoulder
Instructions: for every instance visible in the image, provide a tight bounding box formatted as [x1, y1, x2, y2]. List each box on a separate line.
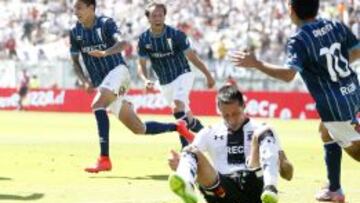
[71, 21, 82, 32]
[70, 22, 83, 37]
[166, 25, 186, 36]
[98, 15, 114, 23]
[138, 29, 151, 42]
[198, 122, 227, 136]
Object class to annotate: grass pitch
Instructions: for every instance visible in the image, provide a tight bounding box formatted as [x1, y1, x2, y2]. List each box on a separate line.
[0, 111, 359, 203]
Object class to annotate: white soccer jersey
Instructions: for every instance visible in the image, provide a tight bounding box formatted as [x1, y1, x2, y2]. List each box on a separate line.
[192, 118, 279, 175]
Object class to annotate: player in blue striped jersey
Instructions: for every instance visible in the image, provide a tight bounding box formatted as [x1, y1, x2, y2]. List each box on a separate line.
[137, 2, 216, 147]
[231, 0, 359, 202]
[70, 0, 190, 173]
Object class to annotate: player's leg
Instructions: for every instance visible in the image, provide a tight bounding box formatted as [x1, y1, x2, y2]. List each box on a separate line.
[173, 102, 190, 147]
[316, 122, 344, 202]
[85, 87, 117, 173]
[172, 72, 204, 146]
[248, 129, 293, 183]
[169, 146, 223, 203]
[344, 141, 360, 161]
[115, 100, 179, 135]
[85, 65, 128, 173]
[250, 128, 279, 203]
[17, 87, 27, 110]
[323, 121, 360, 161]
[106, 65, 183, 136]
[169, 146, 200, 203]
[160, 73, 198, 147]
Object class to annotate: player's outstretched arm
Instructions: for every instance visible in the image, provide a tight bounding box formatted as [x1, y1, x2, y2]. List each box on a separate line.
[230, 51, 296, 82]
[71, 54, 93, 92]
[137, 58, 155, 91]
[186, 50, 215, 88]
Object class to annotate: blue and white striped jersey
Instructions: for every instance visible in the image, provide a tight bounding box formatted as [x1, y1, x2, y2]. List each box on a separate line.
[138, 25, 191, 85]
[70, 16, 126, 87]
[286, 19, 360, 122]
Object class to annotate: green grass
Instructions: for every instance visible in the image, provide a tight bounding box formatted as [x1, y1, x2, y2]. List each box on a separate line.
[0, 111, 359, 203]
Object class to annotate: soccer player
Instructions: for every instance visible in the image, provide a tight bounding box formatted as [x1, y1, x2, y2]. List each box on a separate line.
[70, 0, 191, 173]
[137, 2, 216, 147]
[17, 69, 30, 111]
[168, 85, 293, 203]
[231, 0, 360, 202]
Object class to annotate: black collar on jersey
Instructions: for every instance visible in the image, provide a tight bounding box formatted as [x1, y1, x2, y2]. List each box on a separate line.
[227, 117, 250, 134]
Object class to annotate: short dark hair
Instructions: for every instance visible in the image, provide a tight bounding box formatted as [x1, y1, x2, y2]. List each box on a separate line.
[79, 0, 96, 10]
[145, 2, 167, 18]
[217, 85, 244, 107]
[290, 0, 319, 20]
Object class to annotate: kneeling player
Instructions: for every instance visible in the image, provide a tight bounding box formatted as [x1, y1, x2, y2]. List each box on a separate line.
[168, 85, 293, 203]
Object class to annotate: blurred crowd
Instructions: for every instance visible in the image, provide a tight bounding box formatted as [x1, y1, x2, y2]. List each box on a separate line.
[0, 0, 359, 64]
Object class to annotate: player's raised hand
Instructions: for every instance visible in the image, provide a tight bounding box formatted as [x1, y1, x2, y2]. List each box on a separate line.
[229, 50, 261, 69]
[88, 50, 107, 58]
[206, 74, 216, 89]
[168, 150, 180, 171]
[83, 81, 95, 94]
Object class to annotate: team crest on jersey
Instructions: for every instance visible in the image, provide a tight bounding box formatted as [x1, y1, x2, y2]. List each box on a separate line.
[145, 44, 152, 50]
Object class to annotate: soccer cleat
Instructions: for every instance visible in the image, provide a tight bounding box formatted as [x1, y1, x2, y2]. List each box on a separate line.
[176, 120, 195, 143]
[84, 156, 112, 173]
[169, 173, 198, 203]
[261, 185, 279, 203]
[279, 151, 294, 181]
[315, 187, 345, 203]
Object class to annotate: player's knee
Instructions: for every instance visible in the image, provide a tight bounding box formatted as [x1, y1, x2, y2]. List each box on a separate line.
[173, 100, 185, 112]
[125, 120, 146, 135]
[182, 145, 202, 157]
[319, 125, 332, 143]
[130, 126, 146, 135]
[344, 143, 360, 162]
[254, 129, 275, 145]
[352, 148, 360, 162]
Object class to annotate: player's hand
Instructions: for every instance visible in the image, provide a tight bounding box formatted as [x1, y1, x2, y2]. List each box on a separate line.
[83, 81, 95, 94]
[206, 75, 216, 89]
[168, 150, 180, 171]
[144, 80, 155, 92]
[88, 50, 107, 58]
[229, 50, 261, 68]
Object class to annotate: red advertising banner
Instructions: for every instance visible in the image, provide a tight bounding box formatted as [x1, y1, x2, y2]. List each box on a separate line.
[0, 88, 319, 119]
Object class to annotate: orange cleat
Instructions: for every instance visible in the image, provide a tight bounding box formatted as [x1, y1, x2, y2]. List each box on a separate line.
[176, 120, 195, 143]
[84, 156, 112, 173]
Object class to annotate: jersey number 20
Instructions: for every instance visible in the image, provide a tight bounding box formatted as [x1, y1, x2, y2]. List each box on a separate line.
[320, 42, 351, 82]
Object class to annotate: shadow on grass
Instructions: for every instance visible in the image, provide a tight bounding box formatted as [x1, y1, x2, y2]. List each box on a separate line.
[0, 177, 12, 181]
[89, 174, 168, 181]
[0, 193, 44, 201]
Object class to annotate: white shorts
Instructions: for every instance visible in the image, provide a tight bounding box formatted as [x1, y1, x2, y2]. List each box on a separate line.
[323, 121, 360, 148]
[99, 64, 131, 116]
[160, 72, 195, 112]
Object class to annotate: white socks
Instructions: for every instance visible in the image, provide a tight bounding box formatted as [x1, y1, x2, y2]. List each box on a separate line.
[176, 151, 198, 185]
[259, 135, 279, 187]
